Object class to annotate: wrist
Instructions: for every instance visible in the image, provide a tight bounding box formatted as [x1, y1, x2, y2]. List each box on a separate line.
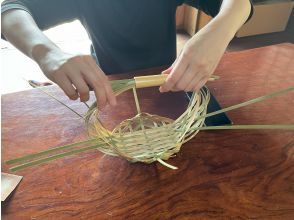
[32, 44, 61, 65]
[192, 17, 234, 46]
[208, 16, 237, 41]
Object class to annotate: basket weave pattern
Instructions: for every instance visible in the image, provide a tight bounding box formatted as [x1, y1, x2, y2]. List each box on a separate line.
[86, 88, 210, 164]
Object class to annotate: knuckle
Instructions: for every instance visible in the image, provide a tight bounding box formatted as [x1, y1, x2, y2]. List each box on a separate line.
[83, 54, 92, 60]
[84, 54, 94, 62]
[96, 86, 105, 93]
[196, 61, 207, 69]
[72, 55, 83, 62]
[105, 82, 113, 91]
[167, 76, 176, 85]
[93, 84, 102, 92]
[91, 79, 101, 88]
[98, 77, 107, 84]
[182, 44, 192, 58]
[182, 50, 191, 59]
[47, 68, 63, 81]
[99, 73, 108, 81]
[197, 61, 205, 70]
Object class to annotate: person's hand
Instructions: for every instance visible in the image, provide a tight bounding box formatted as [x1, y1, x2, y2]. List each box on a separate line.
[159, 0, 252, 93]
[159, 26, 231, 93]
[36, 49, 117, 108]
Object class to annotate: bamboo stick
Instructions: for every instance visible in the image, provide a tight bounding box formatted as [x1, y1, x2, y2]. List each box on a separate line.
[134, 74, 219, 88]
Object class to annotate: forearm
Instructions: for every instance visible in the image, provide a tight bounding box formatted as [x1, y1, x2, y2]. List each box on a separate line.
[1, 9, 60, 63]
[2, 8, 116, 107]
[196, 0, 251, 41]
[218, 0, 251, 37]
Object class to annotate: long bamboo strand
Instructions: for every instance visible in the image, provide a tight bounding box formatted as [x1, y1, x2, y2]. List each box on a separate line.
[192, 124, 294, 131]
[194, 86, 294, 122]
[6, 139, 98, 165]
[10, 143, 106, 172]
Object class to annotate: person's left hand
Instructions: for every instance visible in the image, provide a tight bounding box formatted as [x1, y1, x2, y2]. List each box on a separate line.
[159, 25, 232, 93]
[159, 0, 252, 93]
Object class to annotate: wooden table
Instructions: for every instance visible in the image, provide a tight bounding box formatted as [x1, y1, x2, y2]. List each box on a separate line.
[2, 43, 294, 219]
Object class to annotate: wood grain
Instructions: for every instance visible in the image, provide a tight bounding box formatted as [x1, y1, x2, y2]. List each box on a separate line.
[2, 44, 294, 219]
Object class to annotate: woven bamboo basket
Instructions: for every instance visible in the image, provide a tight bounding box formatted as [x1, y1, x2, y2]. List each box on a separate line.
[84, 74, 215, 167]
[6, 74, 294, 171]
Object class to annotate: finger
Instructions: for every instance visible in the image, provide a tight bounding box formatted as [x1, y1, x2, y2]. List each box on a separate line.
[173, 65, 197, 92]
[68, 72, 90, 102]
[83, 71, 114, 108]
[80, 68, 107, 108]
[95, 86, 107, 109]
[185, 68, 208, 92]
[194, 77, 208, 92]
[81, 70, 107, 108]
[185, 71, 203, 92]
[104, 80, 117, 106]
[83, 56, 116, 107]
[54, 74, 78, 100]
[159, 54, 189, 92]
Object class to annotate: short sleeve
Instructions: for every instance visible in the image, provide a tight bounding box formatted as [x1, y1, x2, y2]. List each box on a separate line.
[1, 0, 80, 30]
[183, 0, 254, 21]
[184, 0, 223, 17]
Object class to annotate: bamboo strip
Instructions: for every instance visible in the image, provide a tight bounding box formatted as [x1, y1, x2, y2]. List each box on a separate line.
[6, 139, 97, 165]
[194, 124, 294, 131]
[27, 80, 84, 118]
[10, 143, 105, 172]
[195, 87, 294, 121]
[132, 87, 141, 114]
[157, 158, 178, 170]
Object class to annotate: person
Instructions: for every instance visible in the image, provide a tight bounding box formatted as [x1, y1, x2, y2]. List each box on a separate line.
[1, 0, 252, 108]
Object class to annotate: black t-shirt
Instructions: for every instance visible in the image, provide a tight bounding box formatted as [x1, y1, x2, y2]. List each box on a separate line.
[1, 0, 252, 74]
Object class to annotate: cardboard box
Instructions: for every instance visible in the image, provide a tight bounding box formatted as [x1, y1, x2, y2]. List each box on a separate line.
[176, 5, 199, 36]
[177, 1, 293, 38]
[236, 1, 294, 37]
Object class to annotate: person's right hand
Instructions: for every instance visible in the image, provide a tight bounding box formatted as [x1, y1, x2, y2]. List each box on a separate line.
[36, 49, 117, 108]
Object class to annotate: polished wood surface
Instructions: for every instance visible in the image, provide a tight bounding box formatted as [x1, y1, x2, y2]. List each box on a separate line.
[2, 43, 294, 219]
